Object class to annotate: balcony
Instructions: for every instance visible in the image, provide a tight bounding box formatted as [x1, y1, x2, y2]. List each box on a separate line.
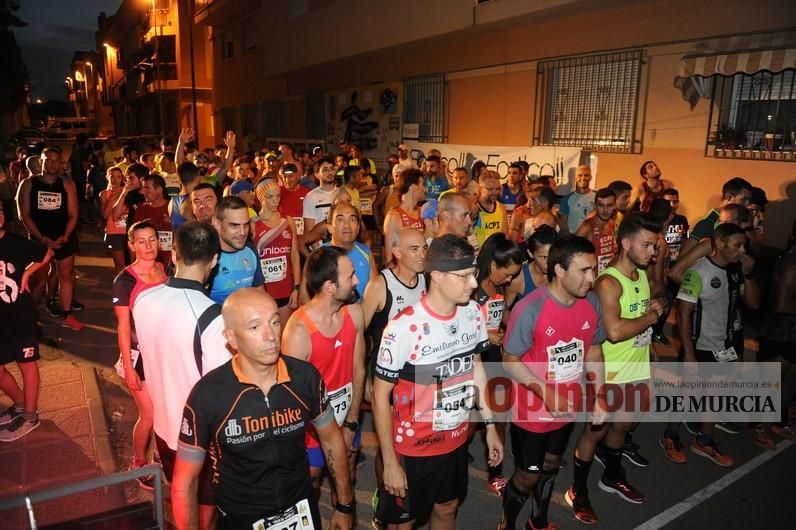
[193, 0, 260, 27]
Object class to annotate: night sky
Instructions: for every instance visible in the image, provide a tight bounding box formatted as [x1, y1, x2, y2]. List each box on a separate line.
[14, 0, 123, 101]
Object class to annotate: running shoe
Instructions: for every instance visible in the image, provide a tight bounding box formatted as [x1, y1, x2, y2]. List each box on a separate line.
[683, 421, 701, 436]
[486, 475, 508, 497]
[716, 422, 742, 435]
[771, 422, 796, 441]
[598, 474, 646, 504]
[0, 415, 40, 442]
[691, 439, 734, 467]
[748, 425, 776, 450]
[61, 314, 84, 331]
[70, 299, 85, 311]
[46, 299, 61, 317]
[0, 405, 23, 427]
[622, 441, 649, 467]
[129, 460, 155, 491]
[565, 487, 599, 525]
[659, 433, 687, 464]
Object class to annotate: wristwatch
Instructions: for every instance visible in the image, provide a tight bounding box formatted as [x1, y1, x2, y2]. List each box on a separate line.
[343, 420, 360, 432]
[335, 501, 355, 515]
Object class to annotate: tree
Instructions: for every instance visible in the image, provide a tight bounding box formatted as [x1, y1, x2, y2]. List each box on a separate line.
[0, 0, 28, 113]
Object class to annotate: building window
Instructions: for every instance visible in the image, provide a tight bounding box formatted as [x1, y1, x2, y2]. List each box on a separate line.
[221, 32, 234, 60]
[404, 74, 446, 143]
[535, 50, 643, 153]
[707, 71, 795, 160]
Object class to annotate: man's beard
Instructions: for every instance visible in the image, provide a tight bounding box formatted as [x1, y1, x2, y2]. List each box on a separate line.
[337, 288, 359, 305]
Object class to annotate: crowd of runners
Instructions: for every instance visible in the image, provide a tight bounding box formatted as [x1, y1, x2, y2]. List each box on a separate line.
[0, 132, 794, 529]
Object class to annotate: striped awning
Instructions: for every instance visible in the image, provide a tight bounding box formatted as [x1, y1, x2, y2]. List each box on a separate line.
[675, 30, 796, 108]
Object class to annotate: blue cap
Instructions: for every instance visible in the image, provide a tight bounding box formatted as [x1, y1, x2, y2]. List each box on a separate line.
[230, 180, 254, 196]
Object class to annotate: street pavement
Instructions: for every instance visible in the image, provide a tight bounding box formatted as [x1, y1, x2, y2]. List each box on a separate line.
[0, 224, 794, 529]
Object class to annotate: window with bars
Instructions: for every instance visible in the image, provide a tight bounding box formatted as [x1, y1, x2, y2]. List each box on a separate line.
[707, 71, 795, 160]
[404, 74, 446, 142]
[535, 50, 643, 153]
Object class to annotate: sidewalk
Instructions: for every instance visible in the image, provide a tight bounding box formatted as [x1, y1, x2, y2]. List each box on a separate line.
[0, 360, 122, 529]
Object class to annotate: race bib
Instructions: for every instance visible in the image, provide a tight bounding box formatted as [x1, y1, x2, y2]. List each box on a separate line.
[37, 191, 62, 210]
[253, 498, 315, 530]
[633, 327, 653, 348]
[360, 197, 373, 215]
[292, 217, 304, 236]
[115, 214, 128, 229]
[713, 346, 738, 362]
[158, 231, 173, 251]
[163, 173, 180, 195]
[598, 253, 612, 274]
[546, 338, 584, 382]
[485, 297, 504, 332]
[328, 382, 353, 425]
[114, 348, 141, 379]
[432, 381, 475, 432]
[669, 243, 681, 262]
[523, 218, 534, 239]
[261, 256, 287, 283]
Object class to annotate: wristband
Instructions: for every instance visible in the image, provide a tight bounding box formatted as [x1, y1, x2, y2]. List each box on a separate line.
[293, 284, 300, 291]
[483, 417, 497, 426]
[334, 501, 355, 515]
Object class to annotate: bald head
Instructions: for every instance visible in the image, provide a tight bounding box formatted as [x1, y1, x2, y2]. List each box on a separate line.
[532, 211, 558, 233]
[222, 288, 279, 331]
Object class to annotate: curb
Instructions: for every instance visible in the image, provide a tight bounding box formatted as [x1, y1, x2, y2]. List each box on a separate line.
[81, 365, 118, 476]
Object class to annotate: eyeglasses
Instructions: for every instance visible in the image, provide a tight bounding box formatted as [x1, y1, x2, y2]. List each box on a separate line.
[446, 270, 477, 280]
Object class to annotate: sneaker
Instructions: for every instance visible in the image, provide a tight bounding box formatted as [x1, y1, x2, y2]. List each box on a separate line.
[593, 442, 606, 467]
[486, 475, 508, 497]
[771, 422, 796, 441]
[622, 441, 649, 467]
[683, 421, 701, 436]
[565, 487, 599, 525]
[691, 439, 734, 467]
[715, 422, 742, 435]
[129, 461, 155, 491]
[61, 314, 84, 331]
[748, 425, 776, 450]
[659, 433, 687, 464]
[46, 299, 61, 317]
[598, 474, 646, 504]
[0, 415, 40, 442]
[652, 333, 671, 346]
[0, 405, 23, 427]
[371, 488, 383, 530]
[70, 299, 85, 311]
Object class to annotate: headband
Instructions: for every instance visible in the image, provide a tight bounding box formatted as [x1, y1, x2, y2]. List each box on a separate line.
[424, 255, 476, 274]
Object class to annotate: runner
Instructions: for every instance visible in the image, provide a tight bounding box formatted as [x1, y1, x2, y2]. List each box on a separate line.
[208, 196, 264, 304]
[473, 233, 524, 496]
[372, 234, 503, 529]
[172, 288, 354, 530]
[500, 235, 608, 530]
[436, 192, 477, 250]
[302, 156, 338, 250]
[17, 147, 83, 331]
[506, 226, 559, 308]
[629, 161, 673, 213]
[0, 206, 53, 441]
[129, 174, 172, 268]
[111, 221, 167, 487]
[383, 168, 426, 264]
[575, 188, 617, 274]
[282, 246, 366, 505]
[326, 202, 378, 300]
[423, 155, 449, 201]
[99, 165, 128, 274]
[279, 162, 311, 237]
[253, 181, 301, 325]
[474, 170, 508, 248]
[132, 222, 231, 530]
[189, 183, 219, 224]
[500, 162, 525, 226]
[559, 166, 595, 234]
[169, 162, 202, 231]
[566, 213, 666, 525]
[662, 223, 760, 466]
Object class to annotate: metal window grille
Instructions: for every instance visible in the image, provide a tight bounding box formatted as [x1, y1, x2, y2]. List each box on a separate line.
[706, 71, 796, 161]
[404, 74, 446, 142]
[535, 50, 643, 153]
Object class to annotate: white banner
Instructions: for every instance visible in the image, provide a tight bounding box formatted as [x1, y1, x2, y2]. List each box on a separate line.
[404, 142, 596, 194]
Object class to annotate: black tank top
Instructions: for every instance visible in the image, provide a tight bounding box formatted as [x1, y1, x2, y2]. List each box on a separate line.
[30, 176, 69, 238]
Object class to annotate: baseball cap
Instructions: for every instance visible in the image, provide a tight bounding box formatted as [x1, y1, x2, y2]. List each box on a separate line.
[230, 180, 254, 196]
[282, 163, 298, 175]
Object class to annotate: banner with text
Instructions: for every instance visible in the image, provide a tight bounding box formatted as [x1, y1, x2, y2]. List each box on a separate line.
[404, 142, 595, 194]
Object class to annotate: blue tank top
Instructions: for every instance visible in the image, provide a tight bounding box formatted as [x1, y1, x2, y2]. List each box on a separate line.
[324, 241, 371, 300]
[521, 262, 536, 298]
[170, 193, 189, 230]
[208, 243, 264, 304]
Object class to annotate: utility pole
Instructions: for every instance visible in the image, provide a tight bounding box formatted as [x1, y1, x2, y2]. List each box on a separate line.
[188, 0, 199, 141]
